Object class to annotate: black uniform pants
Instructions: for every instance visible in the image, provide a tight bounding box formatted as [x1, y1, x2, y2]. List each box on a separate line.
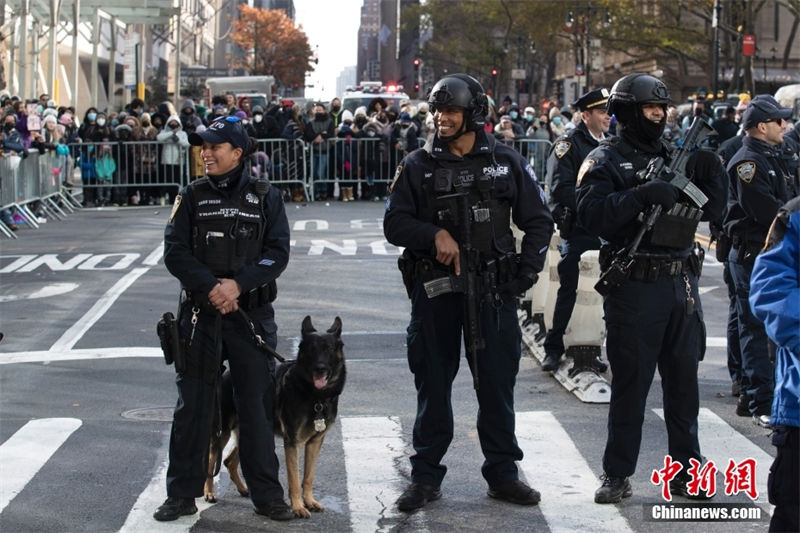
[728, 248, 774, 414]
[166, 306, 283, 505]
[543, 232, 601, 356]
[602, 272, 705, 477]
[405, 283, 523, 488]
[768, 426, 799, 533]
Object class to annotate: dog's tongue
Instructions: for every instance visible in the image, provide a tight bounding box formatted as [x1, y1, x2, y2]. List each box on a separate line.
[313, 376, 328, 389]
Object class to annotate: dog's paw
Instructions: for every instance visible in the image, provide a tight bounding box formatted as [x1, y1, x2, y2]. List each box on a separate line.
[304, 498, 324, 512]
[204, 491, 218, 503]
[291, 503, 312, 519]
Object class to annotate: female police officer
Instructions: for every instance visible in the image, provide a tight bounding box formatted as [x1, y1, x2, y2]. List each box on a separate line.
[154, 116, 294, 521]
[575, 73, 725, 504]
[384, 74, 553, 511]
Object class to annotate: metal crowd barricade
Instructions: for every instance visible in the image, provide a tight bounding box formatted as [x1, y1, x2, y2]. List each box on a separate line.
[253, 138, 310, 201]
[307, 136, 405, 201]
[0, 150, 83, 238]
[510, 138, 552, 185]
[66, 140, 190, 207]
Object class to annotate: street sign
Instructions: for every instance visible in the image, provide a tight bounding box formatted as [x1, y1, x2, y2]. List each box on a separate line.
[511, 68, 526, 80]
[742, 34, 755, 56]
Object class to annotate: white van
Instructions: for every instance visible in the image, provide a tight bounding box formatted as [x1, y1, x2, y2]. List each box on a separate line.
[341, 82, 410, 115]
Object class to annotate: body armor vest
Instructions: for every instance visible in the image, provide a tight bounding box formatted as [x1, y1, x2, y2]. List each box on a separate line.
[616, 138, 702, 251]
[190, 178, 265, 277]
[422, 153, 511, 254]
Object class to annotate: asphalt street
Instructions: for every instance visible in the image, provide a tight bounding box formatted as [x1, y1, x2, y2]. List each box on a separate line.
[0, 201, 775, 532]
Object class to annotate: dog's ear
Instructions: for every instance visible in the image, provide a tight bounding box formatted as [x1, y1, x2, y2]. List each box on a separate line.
[327, 316, 342, 338]
[301, 315, 315, 336]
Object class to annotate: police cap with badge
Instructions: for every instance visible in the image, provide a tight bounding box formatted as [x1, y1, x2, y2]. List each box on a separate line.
[189, 115, 250, 150]
[553, 88, 610, 160]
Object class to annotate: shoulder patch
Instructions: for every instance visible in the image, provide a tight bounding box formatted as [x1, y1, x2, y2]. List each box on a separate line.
[388, 164, 403, 193]
[553, 140, 572, 159]
[168, 194, 183, 223]
[736, 161, 756, 183]
[576, 158, 595, 186]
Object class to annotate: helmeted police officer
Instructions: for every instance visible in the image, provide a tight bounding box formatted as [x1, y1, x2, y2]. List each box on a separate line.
[575, 73, 726, 503]
[542, 88, 611, 372]
[724, 94, 794, 428]
[154, 116, 294, 522]
[384, 74, 553, 511]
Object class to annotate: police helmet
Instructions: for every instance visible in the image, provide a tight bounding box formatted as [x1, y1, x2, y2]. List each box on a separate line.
[607, 73, 670, 116]
[427, 74, 488, 131]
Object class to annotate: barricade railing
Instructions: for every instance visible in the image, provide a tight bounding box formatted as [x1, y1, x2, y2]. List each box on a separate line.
[65, 140, 190, 207]
[0, 149, 81, 238]
[253, 138, 310, 201]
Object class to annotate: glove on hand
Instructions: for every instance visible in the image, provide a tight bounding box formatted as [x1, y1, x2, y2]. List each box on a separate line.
[498, 273, 538, 296]
[633, 180, 680, 211]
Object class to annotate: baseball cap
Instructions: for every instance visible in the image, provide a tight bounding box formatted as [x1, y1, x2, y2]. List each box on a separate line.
[188, 116, 249, 150]
[572, 88, 610, 111]
[742, 94, 792, 130]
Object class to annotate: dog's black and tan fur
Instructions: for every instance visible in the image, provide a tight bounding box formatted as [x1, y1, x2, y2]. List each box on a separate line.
[204, 316, 346, 518]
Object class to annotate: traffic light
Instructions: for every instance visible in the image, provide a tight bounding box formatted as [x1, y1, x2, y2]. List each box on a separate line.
[414, 82, 420, 91]
[491, 68, 498, 77]
[413, 57, 420, 68]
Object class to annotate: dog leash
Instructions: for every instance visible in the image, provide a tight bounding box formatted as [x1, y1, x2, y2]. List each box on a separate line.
[237, 308, 286, 362]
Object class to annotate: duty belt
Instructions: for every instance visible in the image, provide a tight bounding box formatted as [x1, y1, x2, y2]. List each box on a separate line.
[628, 256, 687, 282]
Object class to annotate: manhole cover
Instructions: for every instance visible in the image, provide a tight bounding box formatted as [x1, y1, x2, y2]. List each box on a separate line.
[121, 407, 174, 422]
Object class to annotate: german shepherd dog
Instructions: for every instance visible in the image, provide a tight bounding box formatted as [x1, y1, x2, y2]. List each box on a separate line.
[203, 316, 346, 519]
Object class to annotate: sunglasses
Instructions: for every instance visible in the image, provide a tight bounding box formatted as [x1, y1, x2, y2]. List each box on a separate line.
[764, 117, 785, 124]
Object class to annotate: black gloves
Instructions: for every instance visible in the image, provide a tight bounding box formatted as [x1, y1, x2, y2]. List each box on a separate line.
[633, 180, 680, 211]
[497, 273, 538, 296]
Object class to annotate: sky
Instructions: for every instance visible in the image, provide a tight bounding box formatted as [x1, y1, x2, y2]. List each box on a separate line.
[294, 0, 363, 100]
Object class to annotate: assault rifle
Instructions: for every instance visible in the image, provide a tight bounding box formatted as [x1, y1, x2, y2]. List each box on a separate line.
[594, 117, 716, 296]
[433, 189, 485, 390]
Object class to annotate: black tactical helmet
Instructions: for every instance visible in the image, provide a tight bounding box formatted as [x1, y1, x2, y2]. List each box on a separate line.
[427, 73, 488, 131]
[607, 73, 670, 116]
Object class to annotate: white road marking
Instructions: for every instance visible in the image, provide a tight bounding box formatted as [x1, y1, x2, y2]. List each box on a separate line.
[0, 282, 79, 302]
[0, 418, 82, 513]
[49, 267, 150, 352]
[517, 411, 634, 533]
[340, 416, 412, 533]
[653, 407, 774, 505]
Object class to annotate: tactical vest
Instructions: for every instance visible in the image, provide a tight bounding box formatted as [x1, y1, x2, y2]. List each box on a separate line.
[421, 142, 511, 254]
[615, 138, 702, 251]
[190, 178, 265, 277]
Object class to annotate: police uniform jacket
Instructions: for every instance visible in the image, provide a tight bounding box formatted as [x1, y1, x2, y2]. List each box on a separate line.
[723, 136, 792, 248]
[547, 121, 601, 221]
[164, 164, 290, 302]
[576, 137, 725, 257]
[383, 129, 553, 278]
[749, 197, 800, 428]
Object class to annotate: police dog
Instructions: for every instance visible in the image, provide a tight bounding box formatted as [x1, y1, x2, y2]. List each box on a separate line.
[204, 316, 346, 519]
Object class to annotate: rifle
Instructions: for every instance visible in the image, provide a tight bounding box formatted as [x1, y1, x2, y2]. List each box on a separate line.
[435, 190, 484, 390]
[594, 117, 716, 296]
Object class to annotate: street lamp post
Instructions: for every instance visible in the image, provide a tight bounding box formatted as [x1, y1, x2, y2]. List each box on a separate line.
[565, 2, 611, 94]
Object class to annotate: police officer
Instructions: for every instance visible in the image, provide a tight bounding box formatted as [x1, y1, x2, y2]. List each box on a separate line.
[724, 94, 793, 428]
[154, 116, 294, 521]
[575, 73, 725, 503]
[384, 74, 553, 511]
[542, 88, 611, 372]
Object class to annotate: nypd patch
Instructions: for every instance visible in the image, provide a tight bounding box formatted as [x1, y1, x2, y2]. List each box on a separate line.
[389, 164, 403, 193]
[576, 159, 595, 186]
[168, 194, 183, 223]
[553, 140, 572, 159]
[736, 161, 756, 184]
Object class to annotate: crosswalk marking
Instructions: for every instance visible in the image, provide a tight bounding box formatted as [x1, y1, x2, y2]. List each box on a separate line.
[0, 418, 82, 513]
[517, 412, 635, 533]
[653, 407, 774, 505]
[340, 416, 412, 533]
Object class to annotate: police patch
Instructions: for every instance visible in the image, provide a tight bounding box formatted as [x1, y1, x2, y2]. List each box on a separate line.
[389, 164, 403, 193]
[553, 140, 572, 159]
[168, 194, 183, 223]
[576, 159, 595, 186]
[736, 161, 756, 183]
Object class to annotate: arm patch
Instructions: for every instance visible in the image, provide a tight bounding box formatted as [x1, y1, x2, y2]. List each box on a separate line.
[553, 140, 572, 159]
[736, 161, 756, 183]
[576, 159, 595, 186]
